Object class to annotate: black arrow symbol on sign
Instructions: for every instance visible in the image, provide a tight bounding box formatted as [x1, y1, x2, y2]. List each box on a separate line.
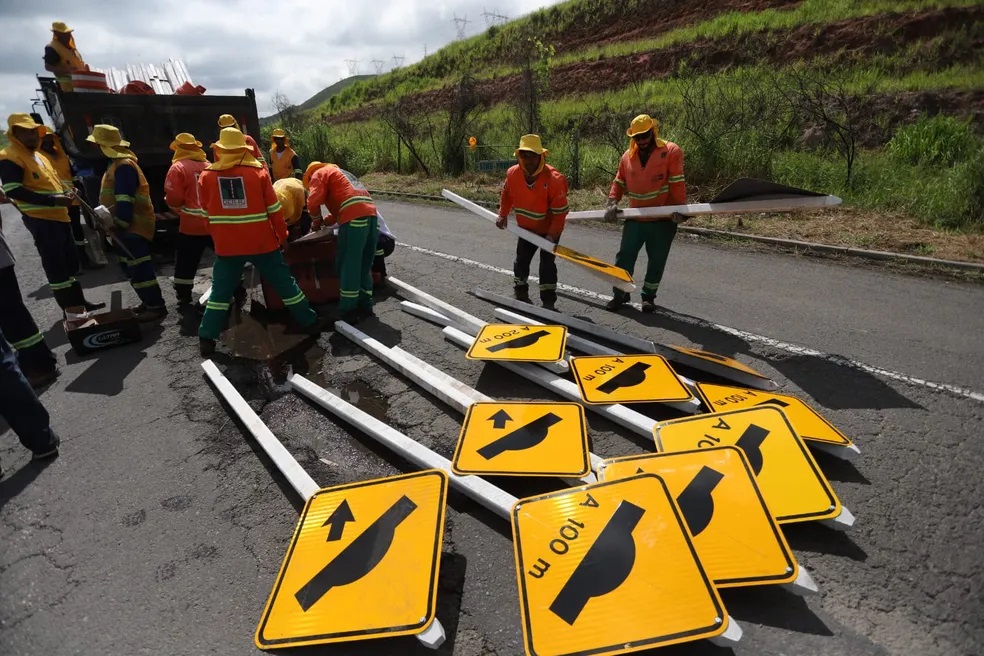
[756, 398, 790, 408]
[322, 500, 355, 542]
[295, 495, 417, 611]
[486, 329, 551, 353]
[735, 424, 770, 475]
[488, 409, 513, 429]
[478, 413, 563, 460]
[675, 466, 725, 537]
[596, 361, 651, 394]
[549, 500, 645, 625]
[557, 249, 618, 271]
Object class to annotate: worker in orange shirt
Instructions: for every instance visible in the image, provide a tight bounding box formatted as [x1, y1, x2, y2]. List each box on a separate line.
[269, 129, 302, 181]
[43, 21, 88, 91]
[604, 114, 687, 313]
[197, 128, 324, 356]
[164, 132, 211, 306]
[215, 115, 266, 166]
[304, 162, 377, 322]
[496, 134, 569, 311]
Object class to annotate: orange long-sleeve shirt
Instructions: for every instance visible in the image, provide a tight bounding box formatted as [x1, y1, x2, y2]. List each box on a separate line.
[306, 165, 376, 226]
[199, 165, 286, 256]
[498, 164, 569, 240]
[609, 141, 686, 217]
[165, 158, 209, 235]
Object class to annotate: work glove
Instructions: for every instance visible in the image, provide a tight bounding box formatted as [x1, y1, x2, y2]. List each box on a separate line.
[671, 212, 689, 224]
[604, 200, 620, 224]
[495, 215, 508, 230]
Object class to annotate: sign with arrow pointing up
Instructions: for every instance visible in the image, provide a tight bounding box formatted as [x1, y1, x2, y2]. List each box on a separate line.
[467, 323, 568, 363]
[255, 470, 448, 649]
[453, 402, 590, 477]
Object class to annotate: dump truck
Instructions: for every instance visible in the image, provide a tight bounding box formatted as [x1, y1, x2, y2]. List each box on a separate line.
[30, 75, 262, 253]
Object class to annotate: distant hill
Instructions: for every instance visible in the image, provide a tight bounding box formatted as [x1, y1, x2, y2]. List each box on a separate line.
[261, 75, 374, 125]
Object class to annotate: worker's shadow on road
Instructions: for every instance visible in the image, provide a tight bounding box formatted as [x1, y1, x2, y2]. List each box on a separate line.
[0, 457, 57, 510]
[561, 293, 920, 411]
[61, 324, 164, 396]
[27, 265, 128, 303]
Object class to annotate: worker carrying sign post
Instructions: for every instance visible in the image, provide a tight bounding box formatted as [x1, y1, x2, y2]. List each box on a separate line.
[495, 134, 569, 312]
[604, 114, 688, 313]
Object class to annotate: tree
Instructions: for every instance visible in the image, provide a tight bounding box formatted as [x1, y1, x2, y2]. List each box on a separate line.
[513, 36, 554, 136]
[430, 73, 489, 175]
[271, 91, 304, 135]
[379, 98, 431, 176]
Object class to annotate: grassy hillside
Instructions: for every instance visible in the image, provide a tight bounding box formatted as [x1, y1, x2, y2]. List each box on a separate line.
[260, 75, 374, 125]
[280, 0, 983, 230]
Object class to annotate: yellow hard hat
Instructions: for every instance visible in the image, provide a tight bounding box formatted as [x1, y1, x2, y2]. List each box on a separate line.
[271, 128, 286, 139]
[514, 134, 548, 157]
[217, 114, 239, 129]
[211, 127, 249, 151]
[169, 132, 202, 150]
[51, 21, 73, 33]
[7, 113, 41, 131]
[626, 114, 658, 137]
[86, 124, 130, 148]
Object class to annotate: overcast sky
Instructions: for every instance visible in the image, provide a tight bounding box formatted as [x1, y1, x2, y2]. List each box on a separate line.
[0, 0, 565, 122]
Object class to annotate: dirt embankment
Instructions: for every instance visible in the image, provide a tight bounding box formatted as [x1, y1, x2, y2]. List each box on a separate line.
[329, 6, 983, 126]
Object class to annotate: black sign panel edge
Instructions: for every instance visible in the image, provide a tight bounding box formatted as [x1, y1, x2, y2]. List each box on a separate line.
[256, 470, 448, 647]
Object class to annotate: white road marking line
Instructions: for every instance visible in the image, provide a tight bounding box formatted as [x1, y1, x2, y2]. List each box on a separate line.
[397, 242, 984, 404]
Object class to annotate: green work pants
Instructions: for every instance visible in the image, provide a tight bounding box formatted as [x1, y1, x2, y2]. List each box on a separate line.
[199, 249, 316, 340]
[612, 220, 678, 302]
[337, 215, 379, 312]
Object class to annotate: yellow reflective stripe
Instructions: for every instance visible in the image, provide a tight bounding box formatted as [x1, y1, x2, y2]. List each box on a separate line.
[615, 178, 626, 187]
[515, 208, 546, 220]
[627, 186, 669, 200]
[172, 277, 195, 285]
[49, 278, 75, 290]
[339, 289, 359, 298]
[539, 283, 557, 290]
[282, 291, 305, 306]
[181, 207, 207, 215]
[374, 249, 385, 256]
[550, 204, 569, 213]
[642, 281, 660, 290]
[668, 175, 685, 183]
[124, 255, 152, 266]
[132, 279, 159, 289]
[339, 196, 373, 211]
[11, 332, 45, 350]
[1, 182, 23, 192]
[348, 219, 369, 227]
[14, 203, 65, 213]
[208, 213, 269, 224]
[206, 300, 230, 310]
[266, 201, 282, 213]
[115, 194, 135, 202]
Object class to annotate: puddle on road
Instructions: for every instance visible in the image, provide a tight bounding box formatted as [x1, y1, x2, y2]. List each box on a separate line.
[335, 380, 390, 421]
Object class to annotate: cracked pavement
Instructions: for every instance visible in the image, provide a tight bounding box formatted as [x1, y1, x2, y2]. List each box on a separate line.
[1, 200, 983, 655]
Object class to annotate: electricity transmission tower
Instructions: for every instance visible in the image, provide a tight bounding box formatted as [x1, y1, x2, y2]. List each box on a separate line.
[452, 13, 470, 39]
[371, 59, 385, 75]
[482, 8, 508, 27]
[344, 59, 360, 76]
[392, 55, 405, 69]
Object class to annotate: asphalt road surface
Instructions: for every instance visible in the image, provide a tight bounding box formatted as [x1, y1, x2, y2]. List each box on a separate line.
[1, 199, 982, 656]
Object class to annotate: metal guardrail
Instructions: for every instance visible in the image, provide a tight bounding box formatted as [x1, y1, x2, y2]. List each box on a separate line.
[368, 189, 984, 273]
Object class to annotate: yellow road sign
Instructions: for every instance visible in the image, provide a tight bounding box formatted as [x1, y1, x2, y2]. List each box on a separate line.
[554, 245, 634, 285]
[695, 383, 852, 447]
[598, 447, 797, 588]
[570, 354, 693, 405]
[453, 402, 590, 477]
[256, 470, 448, 649]
[654, 407, 840, 523]
[467, 323, 568, 363]
[663, 344, 770, 379]
[512, 474, 726, 655]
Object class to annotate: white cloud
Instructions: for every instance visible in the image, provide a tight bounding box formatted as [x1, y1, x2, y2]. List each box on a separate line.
[0, 0, 565, 122]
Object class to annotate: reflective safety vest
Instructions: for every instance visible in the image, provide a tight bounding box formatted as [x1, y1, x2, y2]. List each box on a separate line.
[306, 165, 376, 226]
[199, 165, 286, 256]
[47, 38, 87, 91]
[0, 145, 70, 222]
[100, 159, 156, 240]
[164, 159, 209, 235]
[270, 146, 299, 181]
[498, 163, 569, 240]
[42, 145, 79, 207]
[609, 141, 686, 215]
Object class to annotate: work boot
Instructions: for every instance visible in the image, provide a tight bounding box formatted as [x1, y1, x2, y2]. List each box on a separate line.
[302, 315, 333, 335]
[641, 298, 656, 313]
[134, 305, 168, 322]
[606, 296, 627, 312]
[199, 338, 217, 357]
[25, 367, 60, 390]
[514, 286, 532, 304]
[32, 446, 59, 462]
[542, 299, 557, 312]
